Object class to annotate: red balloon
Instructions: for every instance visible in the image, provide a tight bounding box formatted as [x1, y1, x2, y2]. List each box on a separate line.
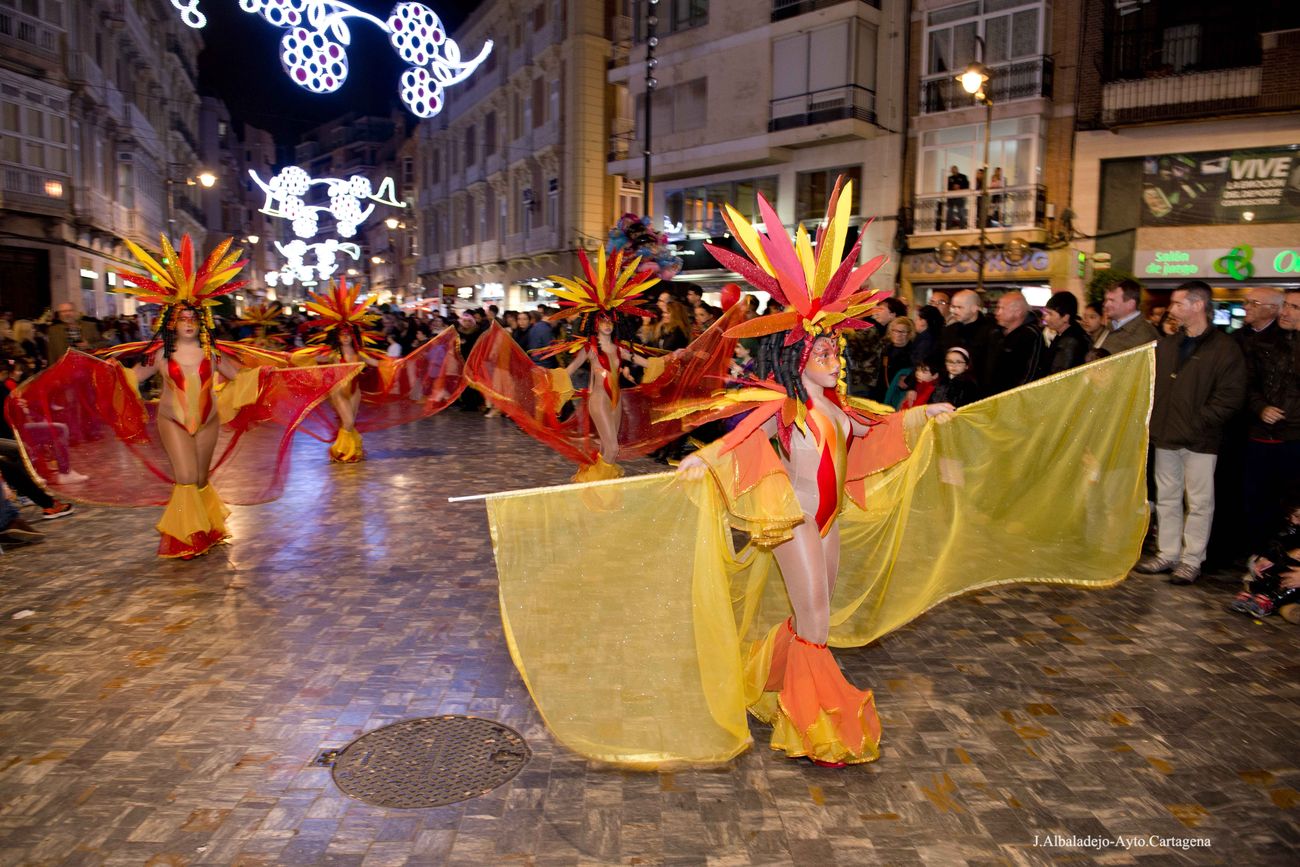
[720, 283, 741, 310]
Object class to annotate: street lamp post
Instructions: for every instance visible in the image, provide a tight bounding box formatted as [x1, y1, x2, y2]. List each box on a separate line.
[164, 168, 217, 236]
[642, 0, 659, 216]
[958, 40, 992, 294]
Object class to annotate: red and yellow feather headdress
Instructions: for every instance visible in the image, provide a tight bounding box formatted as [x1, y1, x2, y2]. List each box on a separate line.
[547, 247, 660, 325]
[114, 235, 249, 313]
[705, 177, 889, 347]
[236, 302, 283, 330]
[303, 278, 385, 351]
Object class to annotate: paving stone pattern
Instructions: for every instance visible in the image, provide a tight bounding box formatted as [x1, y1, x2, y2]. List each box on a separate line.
[1, 411, 1297, 866]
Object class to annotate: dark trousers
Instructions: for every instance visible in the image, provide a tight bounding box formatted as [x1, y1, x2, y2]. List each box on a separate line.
[0, 454, 54, 509]
[1244, 439, 1300, 541]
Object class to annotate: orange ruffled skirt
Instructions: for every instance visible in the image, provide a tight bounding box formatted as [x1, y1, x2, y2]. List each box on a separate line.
[745, 618, 882, 764]
[156, 483, 230, 559]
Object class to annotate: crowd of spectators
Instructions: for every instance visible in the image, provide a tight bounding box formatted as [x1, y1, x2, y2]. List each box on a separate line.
[4, 279, 1298, 622]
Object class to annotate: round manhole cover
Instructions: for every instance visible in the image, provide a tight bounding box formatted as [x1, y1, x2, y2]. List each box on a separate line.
[331, 716, 531, 809]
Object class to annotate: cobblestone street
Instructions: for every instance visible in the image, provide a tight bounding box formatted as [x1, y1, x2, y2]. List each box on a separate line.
[1, 411, 1296, 866]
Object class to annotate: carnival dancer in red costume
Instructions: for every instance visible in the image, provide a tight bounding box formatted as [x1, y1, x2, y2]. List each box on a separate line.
[3, 235, 361, 559]
[675, 179, 953, 765]
[293, 279, 468, 463]
[235, 302, 289, 350]
[464, 248, 745, 482]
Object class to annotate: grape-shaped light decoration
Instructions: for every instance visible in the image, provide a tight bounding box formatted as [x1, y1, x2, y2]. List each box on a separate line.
[281, 27, 349, 93]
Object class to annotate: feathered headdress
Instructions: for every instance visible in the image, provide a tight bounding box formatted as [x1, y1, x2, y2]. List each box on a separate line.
[114, 235, 248, 328]
[302, 278, 384, 353]
[533, 247, 661, 361]
[705, 177, 888, 351]
[236, 302, 282, 329]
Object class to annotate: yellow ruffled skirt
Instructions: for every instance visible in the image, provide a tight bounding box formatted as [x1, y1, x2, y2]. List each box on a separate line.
[746, 618, 881, 764]
[156, 483, 230, 559]
[329, 428, 365, 463]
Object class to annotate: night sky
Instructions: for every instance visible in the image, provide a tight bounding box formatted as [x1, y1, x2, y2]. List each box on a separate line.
[196, 1, 482, 146]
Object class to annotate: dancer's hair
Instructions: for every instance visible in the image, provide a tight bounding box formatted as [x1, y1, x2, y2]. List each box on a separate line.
[762, 331, 813, 404]
[151, 303, 213, 359]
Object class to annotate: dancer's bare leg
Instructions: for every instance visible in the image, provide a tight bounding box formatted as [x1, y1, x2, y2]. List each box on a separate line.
[588, 388, 620, 464]
[772, 519, 832, 644]
[193, 415, 220, 487]
[328, 386, 359, 432]
[158, 417, 201, 485]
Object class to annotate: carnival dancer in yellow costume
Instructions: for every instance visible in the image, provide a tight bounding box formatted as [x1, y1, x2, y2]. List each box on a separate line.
[675, 178, 953, 765]
[294, 280, 386, 463]
[5, 235, 360, 558]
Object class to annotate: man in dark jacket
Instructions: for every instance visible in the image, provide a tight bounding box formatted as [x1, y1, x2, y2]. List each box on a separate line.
[984, 290, 1042, 394]
[1241, 288, 1300, 545]
[1136, 281, 1247, 585]
[1097, 279, 1158, 356]
[941, 289, 996, 388]
[1038, 291, 1090, 377]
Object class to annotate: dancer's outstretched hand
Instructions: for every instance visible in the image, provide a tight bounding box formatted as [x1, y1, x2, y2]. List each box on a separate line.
[925, 402, 956, 423]
[676, 454, 708, 481]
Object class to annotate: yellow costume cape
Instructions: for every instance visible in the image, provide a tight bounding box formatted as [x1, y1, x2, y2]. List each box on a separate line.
[484, 346, 1154, 767]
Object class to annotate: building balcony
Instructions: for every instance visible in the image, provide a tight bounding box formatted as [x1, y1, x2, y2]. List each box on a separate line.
[1101, 66, 1262, 126]
[1, 167, 70, 218]
[771, 0, 879, 23]
[921, 56, 1053, 115]
[770, 84, 876, 132]
[908, 184, 1046, 239]
[465, 162, 484, 185]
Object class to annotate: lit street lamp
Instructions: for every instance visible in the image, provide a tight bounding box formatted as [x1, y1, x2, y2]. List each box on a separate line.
[164, 167, 218, 235]
[957, 39, 992, 294]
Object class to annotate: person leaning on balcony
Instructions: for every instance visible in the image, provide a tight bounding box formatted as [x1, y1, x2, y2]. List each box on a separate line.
[988, 167, 1004, 226]
[945, 165, 970, 229]
[1097, 279, 1158, 356]
[1136, 281, 1247, 586]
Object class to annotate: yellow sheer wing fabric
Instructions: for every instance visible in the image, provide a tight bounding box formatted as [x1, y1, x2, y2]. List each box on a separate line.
[485, 346, 1154, 767]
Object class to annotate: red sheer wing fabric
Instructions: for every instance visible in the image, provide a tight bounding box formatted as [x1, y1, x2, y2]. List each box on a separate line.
[6, 350, 356, 506]
[95, 340, 293, 370]
[296, 327, 466, 442]
[463, 308, 744, 468]
[463, 323, 596, 465]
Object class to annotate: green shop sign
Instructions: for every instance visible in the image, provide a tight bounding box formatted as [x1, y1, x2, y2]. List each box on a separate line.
[1135, 247, 1300, 281]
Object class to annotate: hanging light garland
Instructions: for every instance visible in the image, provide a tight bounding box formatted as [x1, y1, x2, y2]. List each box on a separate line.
[265, 238, 362, 287]
[250, 167, 406, 240]
[169, 1, 492, 118]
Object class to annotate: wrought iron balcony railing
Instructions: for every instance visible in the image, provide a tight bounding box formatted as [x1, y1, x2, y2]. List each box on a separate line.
[909, 184, 1046, 235]
[770, 84, 876, 132]
[921, 56, 1053, 114]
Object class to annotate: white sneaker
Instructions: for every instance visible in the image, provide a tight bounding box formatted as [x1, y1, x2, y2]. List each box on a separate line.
[55, 471, 90, 484]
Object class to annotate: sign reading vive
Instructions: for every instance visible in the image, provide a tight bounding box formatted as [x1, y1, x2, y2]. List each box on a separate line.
[1135, 246, 1300, 281]
[1140, 146, 1300, 226]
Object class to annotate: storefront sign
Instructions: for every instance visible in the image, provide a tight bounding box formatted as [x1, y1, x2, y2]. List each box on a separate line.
[904, 249, 1052, 278]
[1135, 246, 1300, 281]
[1140, 146, 1300, 226]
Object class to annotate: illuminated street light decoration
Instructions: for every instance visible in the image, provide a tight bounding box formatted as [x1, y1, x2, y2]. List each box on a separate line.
[265, 238, 362, 288]
[169, 1, 491, 118]
[250, 167, 406, 239]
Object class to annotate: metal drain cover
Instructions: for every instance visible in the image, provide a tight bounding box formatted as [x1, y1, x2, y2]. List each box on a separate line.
[330, 716, 530, 809]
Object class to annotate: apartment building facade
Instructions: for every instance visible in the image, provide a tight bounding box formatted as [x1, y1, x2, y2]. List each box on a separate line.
[607, 0, 908, 295]
[0, 0, 215, 319]
[1072, 0, 1300, 312]
[898, 0, 1082, 304]
[412, 0, 616, 310]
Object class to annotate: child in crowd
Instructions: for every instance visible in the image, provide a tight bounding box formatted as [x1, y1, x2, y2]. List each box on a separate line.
[930, 347, 981, 408]
[1230, 495, 1300, 622]
[899, 358, 940, 410]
